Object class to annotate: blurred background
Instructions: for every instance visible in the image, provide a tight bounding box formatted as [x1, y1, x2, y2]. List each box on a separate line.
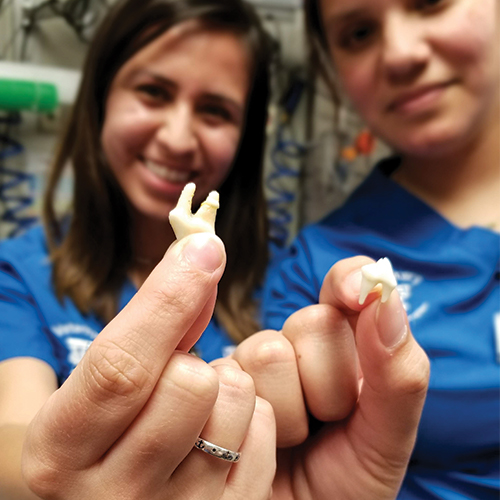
[0, 0, 388, 245]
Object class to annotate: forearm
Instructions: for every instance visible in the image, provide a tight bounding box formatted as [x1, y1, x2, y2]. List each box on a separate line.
[0, 425, 41, 500]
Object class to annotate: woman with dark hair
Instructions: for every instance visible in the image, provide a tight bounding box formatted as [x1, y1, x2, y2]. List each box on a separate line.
[0, 0, 273, 496]
[259, 0, 500, 498]
[43, 0, 271, 352]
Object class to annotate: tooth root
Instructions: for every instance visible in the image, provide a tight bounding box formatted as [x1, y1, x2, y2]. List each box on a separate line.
[194, 191, 219, 228]
[169, 184, 220, 240]
[169, 183, 195, 240]
[359, 258, 398, 305]
[168, 212, 190, 240]
[178, 182, 196, 212]
[359, 276, 377, 305]
[380, 283, 394, 303]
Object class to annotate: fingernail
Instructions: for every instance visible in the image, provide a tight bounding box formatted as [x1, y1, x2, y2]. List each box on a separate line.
[183, 233, 224, 272]
[376, 288, 408, 349]
[345, 270, 362, 297]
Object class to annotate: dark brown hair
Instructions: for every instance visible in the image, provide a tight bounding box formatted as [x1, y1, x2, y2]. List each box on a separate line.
[304, 0, 340, 106]
[43, 0, 272, 342]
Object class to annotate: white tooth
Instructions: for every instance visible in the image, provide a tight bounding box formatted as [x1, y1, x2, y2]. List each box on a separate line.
[359, 257, 398, 305]
[145, 160, 190, 183]
[169, 183, 219, 240]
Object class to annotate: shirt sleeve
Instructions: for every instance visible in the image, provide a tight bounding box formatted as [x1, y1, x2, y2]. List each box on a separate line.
[0, 259, 59, 373]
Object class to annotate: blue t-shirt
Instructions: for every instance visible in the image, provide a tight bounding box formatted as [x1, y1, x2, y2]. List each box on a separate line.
[0, 225, 235, 385]
[263, 158, 500, 500]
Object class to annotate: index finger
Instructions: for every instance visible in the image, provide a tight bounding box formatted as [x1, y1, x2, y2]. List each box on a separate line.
[26, 232, 225, 469]
[319, 256, 378, 314]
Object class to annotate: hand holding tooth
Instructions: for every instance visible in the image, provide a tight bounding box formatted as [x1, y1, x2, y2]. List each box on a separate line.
[359, 257, 398, 305]
[169, 183, 220, 240]
[220, 255, 429, 500]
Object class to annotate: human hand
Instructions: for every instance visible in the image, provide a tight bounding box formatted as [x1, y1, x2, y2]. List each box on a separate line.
[22, 233, 276, 500]
[219, 256, 430, 500]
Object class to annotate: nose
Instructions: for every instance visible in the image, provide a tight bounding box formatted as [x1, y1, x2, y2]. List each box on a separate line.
[156, 103, 197, 157]
[382, 12, 430, 83]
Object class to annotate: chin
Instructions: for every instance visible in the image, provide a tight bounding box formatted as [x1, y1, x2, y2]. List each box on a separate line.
[387, 121, 471, 159]
[147, 207, 174, 222]
[132, 200, 176, 223]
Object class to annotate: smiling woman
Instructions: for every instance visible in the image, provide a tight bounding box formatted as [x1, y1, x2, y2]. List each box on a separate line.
[0, 0, 273, 497]
[101, 21, 250, 224]
[38, 0, 273, 351]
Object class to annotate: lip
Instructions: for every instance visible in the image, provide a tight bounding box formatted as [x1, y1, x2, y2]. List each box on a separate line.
[139, 157, 196, 197]
[387, 81, 456, 114]
[144, 159, 191, 183]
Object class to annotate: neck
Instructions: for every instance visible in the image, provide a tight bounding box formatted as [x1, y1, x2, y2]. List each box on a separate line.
[393, 104, 500, 230]
[129, 212, 176, 287]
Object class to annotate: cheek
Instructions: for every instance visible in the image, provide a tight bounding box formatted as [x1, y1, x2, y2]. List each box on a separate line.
[337, 59, 378, 118]
[204, 127, 241, 178]
[437, 2, 498, 82]
[101, 97, 155, 164]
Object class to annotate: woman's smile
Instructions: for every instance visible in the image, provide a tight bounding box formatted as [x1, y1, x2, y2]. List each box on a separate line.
[387, 80, 456, 117]
[138, 157, 195, 198]
[142, 158, 193, 183]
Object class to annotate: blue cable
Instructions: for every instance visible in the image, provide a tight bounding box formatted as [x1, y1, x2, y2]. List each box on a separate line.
[266, 75, 307, 250]
[0, 133, 38, 237]
[266, 122, 306, 250]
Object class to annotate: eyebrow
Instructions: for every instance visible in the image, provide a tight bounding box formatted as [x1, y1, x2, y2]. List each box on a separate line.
[130, 69, 177, 89]
[324, 7, 368, 31]
[131, 69, 245, 117]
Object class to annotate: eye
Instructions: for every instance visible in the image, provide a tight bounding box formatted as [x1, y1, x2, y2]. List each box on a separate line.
[136, 84, 171, 103]
[339, 20, 377, 51]
[415, 0, 447, 12]
[200, 104, 233, 123]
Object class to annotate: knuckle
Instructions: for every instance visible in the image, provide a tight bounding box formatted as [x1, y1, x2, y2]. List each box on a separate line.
[283, 304, 326, 334]
[138, 282, 189, 323]
[22, 455, 62, 499]
[213, 363, 255, 399]
[393, 345, 430, 397]
[139, 271, 212, 327]
[84, 340, 154, 401]
[285, 304, 349, 345]
[152, 280, 187, 312]
[238, 333, 295, 374]
[165, 352, 219, 406]
[407, 355, 431, 396]
[252, 337, 294, 370]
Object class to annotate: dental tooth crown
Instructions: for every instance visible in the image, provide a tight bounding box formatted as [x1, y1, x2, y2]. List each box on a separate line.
[359, 257, 398, 305]
[169, 182, 220, 240]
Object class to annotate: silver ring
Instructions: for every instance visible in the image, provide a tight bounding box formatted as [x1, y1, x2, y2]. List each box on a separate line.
[194, 437, 241, 463]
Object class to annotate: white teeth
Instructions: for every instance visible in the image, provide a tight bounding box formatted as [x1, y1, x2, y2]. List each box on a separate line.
[359, 257, 398, 305]
[144, 160, 190, 183]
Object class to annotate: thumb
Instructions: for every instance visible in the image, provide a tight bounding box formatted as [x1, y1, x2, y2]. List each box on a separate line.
[25, 232, 226, 471]
[351, 289, 430, 476]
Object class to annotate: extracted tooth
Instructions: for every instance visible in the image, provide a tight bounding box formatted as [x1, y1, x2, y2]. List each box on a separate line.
[169, 182, 220, 240]
[359, 257, 398, 305]
[195, 190, 219, 228]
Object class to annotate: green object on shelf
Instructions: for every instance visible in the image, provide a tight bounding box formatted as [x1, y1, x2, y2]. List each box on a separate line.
[0, 79, 58, 112]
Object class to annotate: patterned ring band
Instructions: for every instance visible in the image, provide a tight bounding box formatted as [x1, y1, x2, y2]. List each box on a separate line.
[194, 437, 241, 463]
